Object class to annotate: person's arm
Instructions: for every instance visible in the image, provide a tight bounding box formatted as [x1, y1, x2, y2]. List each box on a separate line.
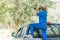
[37, 11, 45, 16]
[33, 8, 40, 16]
[32, 9, 38, 16]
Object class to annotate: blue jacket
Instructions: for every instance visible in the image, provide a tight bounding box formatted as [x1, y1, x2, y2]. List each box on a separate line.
[37, 10, 47, 29]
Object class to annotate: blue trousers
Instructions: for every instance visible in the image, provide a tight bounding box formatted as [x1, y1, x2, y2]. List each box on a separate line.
[29, 23, 48, 40]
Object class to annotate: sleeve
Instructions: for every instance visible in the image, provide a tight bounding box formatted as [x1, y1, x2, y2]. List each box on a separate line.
[37, 11, 45, 16]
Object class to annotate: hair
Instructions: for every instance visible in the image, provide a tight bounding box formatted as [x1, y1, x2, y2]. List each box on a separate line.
[38, 4, 47, 11]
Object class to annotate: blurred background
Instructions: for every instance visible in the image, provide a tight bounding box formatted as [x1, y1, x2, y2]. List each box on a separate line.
[0, 0, 60, 40]
[0, 0, 60, 29]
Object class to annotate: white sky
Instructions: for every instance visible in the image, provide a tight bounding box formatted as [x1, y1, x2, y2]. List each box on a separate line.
[50, 0, 60, 2]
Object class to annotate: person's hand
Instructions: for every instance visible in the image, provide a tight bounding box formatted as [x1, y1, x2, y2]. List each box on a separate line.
[32, 10, 37, 16]
[34, 13, 37, 16]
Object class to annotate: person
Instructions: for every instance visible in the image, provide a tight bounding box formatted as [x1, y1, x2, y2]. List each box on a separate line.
[26, 4, 48, 40]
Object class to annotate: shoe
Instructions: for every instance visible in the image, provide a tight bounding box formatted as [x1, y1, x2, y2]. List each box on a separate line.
[25, 35, 33, 38]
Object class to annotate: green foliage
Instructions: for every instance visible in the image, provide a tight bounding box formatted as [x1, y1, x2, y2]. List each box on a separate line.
[0, 0, 53, 26]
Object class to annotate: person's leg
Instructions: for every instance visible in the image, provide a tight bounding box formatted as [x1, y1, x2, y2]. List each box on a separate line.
[29, 23, 40, 35]
[27, 23, 40, 38]
[29, 24, 34, 35]
[42, 29, 48, 40]
[25, 24, 34, 38]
